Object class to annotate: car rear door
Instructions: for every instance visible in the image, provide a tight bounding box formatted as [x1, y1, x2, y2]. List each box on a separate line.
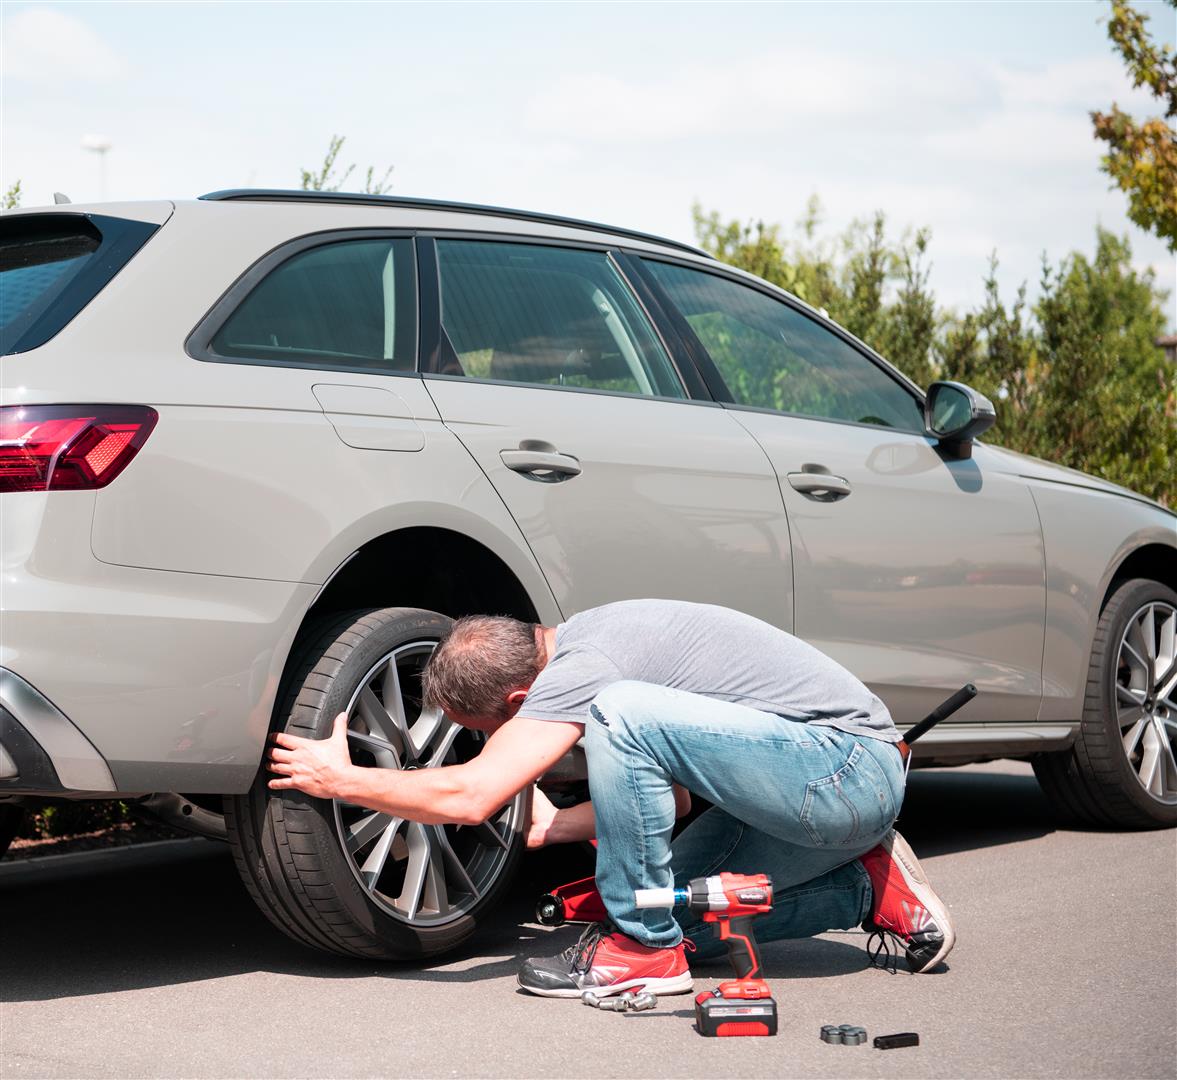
[638, 256, 1046, 725]
[417, 236, 794, 627]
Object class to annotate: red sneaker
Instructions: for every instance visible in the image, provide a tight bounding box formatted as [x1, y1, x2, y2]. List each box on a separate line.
[518, 923, 693, 998]
[859, 830, 955, 973]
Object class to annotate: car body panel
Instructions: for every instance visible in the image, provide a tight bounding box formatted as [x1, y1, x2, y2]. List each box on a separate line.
[729, 412, 1047, 725]
[423, 378, 795, 628]
[1025, 478, 1176, 722]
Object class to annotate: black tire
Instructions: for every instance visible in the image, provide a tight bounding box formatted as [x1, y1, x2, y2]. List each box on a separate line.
[0, 803, 24, 858]
[226, 607, 529, 959]
[1033, 578, 1177, 830]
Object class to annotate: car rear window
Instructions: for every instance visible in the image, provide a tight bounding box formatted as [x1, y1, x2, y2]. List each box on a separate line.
[0, 213, 159, 355]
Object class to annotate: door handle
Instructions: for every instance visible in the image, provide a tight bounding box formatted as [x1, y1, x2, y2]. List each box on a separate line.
[786, 471, 852, 500]
[500, 449, 582, 482]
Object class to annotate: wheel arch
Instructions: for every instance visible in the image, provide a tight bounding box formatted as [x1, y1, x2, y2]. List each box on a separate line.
[1099, 541, 1177, 613]
[302, 525, 545, 629]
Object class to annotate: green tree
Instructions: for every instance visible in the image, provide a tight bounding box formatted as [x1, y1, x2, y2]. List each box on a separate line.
[693, 199, 939, 387]
[1032, 229, 1174, 502]
[3, 180, 21, 209]
[1091, 0, 1177, 252]
[300, 134, 394, 194]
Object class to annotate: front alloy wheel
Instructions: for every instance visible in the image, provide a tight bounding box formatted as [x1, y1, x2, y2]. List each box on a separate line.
[1034, 578, 1177, 829]
[226, 608, 528, 959]
[1115, 599, 1177, 804]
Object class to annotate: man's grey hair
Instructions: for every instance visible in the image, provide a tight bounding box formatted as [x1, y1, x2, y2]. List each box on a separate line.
[422, 615, 543, 721]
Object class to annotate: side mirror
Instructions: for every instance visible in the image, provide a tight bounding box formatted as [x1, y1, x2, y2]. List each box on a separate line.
[925, 381, 996, 459]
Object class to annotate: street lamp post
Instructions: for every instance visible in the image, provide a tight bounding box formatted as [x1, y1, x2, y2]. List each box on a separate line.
[81, 134, 112, 200]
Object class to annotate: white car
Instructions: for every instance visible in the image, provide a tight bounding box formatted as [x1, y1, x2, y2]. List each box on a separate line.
[1, 190, 1173, 959]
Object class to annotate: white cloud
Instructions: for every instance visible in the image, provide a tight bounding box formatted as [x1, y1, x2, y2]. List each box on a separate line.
[1, 7, 125, 83]
[525, 52, 992, 142]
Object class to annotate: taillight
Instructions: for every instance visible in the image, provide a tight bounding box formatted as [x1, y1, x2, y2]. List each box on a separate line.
[0, 405, 158, 493]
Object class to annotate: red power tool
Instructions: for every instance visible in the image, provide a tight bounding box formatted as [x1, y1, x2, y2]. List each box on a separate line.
[636, 872, 778, 1037]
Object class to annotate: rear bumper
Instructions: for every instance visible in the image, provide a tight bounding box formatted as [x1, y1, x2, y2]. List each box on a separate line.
[0, 669, 117, 795]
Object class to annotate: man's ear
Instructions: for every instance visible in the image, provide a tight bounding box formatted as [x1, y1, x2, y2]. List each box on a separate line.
[505, 688, 529, 716]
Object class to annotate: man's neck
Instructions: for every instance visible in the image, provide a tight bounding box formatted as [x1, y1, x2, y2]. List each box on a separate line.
[538, 625, 558, 669]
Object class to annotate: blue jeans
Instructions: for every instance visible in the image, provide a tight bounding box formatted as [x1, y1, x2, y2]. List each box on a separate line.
[583, 680, 906, 956]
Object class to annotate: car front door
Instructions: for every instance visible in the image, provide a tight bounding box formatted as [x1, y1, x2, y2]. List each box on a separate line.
[417, 237, 794, 628]
[640, 257, 1046, 725]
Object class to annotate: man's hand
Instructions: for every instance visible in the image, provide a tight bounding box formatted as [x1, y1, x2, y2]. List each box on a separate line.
[526, 785, 560, 849]
[268, 713, 356, 800]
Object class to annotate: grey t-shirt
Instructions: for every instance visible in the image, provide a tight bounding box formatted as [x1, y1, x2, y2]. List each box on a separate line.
[519, 599, 899, 743]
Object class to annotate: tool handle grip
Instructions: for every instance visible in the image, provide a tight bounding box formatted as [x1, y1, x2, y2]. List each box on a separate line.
[719, 915, 761, 980]
[903, 683, 977, 745]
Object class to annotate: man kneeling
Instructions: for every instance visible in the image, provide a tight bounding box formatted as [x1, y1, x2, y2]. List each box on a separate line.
[268, 599, 954, 996]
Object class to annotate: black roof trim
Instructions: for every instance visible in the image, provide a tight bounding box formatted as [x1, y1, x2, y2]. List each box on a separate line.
[198, 189, 712, 259]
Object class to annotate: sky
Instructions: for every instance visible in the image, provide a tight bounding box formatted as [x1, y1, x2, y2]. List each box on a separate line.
[2, 0, 1175, 322]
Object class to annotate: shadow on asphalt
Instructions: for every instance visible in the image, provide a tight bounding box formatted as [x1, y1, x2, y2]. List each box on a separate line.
[898, 763, 1057, 856]
[0, 765, 1043, 1003]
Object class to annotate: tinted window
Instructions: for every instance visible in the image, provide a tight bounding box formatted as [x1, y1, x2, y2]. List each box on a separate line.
[211, 238, 416, 372]
[435, 240, 684, 398]
[646, 260, 925, 432]
[1, 214, 156, 355]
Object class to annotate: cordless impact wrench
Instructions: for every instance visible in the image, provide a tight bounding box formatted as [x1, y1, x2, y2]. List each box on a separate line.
[636, 872, 777, 1037]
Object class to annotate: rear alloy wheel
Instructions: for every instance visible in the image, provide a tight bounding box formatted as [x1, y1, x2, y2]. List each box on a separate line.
[1034, 578, 1177, 829]
[226, 608, 528, 959]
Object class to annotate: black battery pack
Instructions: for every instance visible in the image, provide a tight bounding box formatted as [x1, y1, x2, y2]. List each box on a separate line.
[695, 992, 778, 1037]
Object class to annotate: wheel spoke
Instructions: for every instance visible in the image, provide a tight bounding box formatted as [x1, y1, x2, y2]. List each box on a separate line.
[347, 729, 401, 766]
[424, 721, 462, 767]
[408, 707, 447, 761]
[381, 659, 409, 733]
[399, 822, 434, 920]
[422, 839, 451, 918]
[430, 825, 479, 899]
[346, 810, 397, 854]
[360, 816, 403, 888]
[472, 819, 509, 851]
[357, 686, 407, 757]
[1140, 606, 1158, 663]
[1122, 715, 1149, 757]
[1120, 638, 1150, 677]
[1116, 684, 1146, 708]
[1157, 723, 1177, 799]
[1154, 657, 1177, 699]
[1138, 726, 1164, 796]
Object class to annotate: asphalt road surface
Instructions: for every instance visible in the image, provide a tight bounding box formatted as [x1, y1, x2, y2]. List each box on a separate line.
[2, 761, 1174, 1080]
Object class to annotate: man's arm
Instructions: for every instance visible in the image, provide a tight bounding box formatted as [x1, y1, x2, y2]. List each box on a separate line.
[527, 784, 692, 848]
[268, 712, 583, 825]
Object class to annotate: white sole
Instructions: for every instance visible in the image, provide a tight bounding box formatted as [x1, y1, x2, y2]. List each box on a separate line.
[886, 830, 955, 971]
[518, 971, 694, 999]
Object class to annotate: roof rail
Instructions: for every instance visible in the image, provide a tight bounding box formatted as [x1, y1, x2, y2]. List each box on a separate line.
[198, 189, 711, 259]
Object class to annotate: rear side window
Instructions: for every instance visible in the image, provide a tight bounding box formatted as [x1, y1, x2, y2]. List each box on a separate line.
[0, 214, 157, 355]
[433, 240, 684, 399]
[208, 238, 416, 373]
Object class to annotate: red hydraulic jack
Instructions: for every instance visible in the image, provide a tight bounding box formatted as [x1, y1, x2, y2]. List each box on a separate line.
[535, 873, 608, 927]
